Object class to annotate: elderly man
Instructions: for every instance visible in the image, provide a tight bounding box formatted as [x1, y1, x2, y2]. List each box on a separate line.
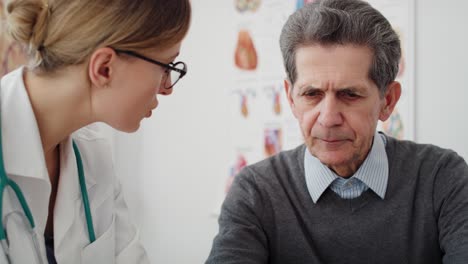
[206, 0, 468, 263]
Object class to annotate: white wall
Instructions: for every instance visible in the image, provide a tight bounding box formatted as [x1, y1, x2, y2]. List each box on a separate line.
[415, 0, 468, 159]
[112, 1, 468, 263]
[112, 1, 232, 263]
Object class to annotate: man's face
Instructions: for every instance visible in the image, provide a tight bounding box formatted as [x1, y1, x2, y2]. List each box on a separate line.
[285, 44, 397, 177]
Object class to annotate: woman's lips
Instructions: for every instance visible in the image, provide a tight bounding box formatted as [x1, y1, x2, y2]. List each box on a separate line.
[145, 104, 157, 118]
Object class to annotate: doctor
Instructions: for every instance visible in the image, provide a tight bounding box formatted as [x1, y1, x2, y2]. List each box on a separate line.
[0, 0, 191, 263]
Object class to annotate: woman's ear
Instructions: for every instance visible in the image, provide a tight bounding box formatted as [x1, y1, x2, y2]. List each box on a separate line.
[379, 81, 402, 121]
[88, 47, 117, 88]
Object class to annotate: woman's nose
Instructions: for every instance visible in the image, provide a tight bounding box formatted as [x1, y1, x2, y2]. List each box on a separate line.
[158, 74, 173, 95]
[158, 87, 173, 95]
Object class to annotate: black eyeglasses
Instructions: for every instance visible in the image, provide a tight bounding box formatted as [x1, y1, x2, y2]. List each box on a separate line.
[114, 49, 187, 89]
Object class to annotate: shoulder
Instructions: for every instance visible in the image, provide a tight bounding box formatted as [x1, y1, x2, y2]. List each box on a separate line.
[1, 67, 25, 101]
[72, 123, 114, 157]
[385, 134, 463, 168]
[385, 134, 467, 186]
[235, 144, 306, 193]
[223, 145, 307, 222]
[1, 67, 23, 85]
[72, 123, 117, 187]
[73, 123, 112, 142]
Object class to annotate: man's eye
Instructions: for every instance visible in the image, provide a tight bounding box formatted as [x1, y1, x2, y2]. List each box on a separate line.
[303, 91, 321, 97]
[340, 91, 360, 99]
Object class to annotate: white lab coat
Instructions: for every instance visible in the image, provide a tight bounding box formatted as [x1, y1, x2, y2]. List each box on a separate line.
[0, 67, 149, 263]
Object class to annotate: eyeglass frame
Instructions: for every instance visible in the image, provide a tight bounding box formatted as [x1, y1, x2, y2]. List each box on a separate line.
[113, 49, 187, 89]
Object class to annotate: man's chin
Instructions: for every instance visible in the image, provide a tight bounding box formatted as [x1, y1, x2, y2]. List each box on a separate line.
[319, 157, 350, 168]
[309, 149, 352, 167]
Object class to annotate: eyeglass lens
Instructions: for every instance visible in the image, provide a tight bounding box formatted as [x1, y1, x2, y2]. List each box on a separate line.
[164, 63, 185, 89]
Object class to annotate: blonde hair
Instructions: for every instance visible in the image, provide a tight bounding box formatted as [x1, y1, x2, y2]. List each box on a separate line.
[4, 0, 191, 73]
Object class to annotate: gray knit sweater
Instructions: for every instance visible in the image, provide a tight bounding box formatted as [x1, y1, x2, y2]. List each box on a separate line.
[206, 136, 468, 264]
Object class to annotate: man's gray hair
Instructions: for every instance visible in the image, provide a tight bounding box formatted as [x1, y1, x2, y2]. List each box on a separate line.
[279, 0, 401, 95]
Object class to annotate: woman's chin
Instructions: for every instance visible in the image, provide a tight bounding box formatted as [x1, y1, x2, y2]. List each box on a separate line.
[114, 121, 141, 133]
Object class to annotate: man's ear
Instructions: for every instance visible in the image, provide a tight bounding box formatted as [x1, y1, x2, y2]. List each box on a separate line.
[284, 79, 298, 119]
[379, 81, 402, 121]
[88, 47, 117, 88]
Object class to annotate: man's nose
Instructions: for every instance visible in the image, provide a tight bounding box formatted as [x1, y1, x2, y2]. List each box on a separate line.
[317, 96, 343, 128]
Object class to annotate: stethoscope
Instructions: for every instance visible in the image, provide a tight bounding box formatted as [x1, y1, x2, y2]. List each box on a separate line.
[0, 124, 96, 263]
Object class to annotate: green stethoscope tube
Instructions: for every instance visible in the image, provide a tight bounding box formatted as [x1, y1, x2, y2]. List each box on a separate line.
[0, 128, 96, 247]
[0, 140, 36, 240]
[73, 141, 96, 243]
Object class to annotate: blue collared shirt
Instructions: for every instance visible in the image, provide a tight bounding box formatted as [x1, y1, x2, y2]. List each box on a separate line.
[304, 132, 388, 203]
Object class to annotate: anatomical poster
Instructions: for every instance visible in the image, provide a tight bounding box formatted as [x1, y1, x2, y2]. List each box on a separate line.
[226, 0, 302, 199]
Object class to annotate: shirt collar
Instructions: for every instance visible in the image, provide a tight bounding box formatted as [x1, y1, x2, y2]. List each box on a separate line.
[304, 131, 389, 203]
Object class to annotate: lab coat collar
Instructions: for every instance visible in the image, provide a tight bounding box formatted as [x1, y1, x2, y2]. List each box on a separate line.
[1, 67, 49, 182]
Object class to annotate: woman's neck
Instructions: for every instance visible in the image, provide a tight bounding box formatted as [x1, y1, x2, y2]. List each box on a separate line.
[23, 66, 96, 155]
[23, 66, 97, 190]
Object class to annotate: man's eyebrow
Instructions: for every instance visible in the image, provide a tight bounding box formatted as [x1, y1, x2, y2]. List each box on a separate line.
[339, 87, 360, 91]
[298, 85, 321, 91]
[296, 85, 368, 95]
[338, 86, 367, 93]
[299, 85, 361, 91]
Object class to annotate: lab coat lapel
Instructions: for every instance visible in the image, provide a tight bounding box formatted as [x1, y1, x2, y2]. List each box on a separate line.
[1, 66, 51, 232]
[54, 137, 97, 251]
